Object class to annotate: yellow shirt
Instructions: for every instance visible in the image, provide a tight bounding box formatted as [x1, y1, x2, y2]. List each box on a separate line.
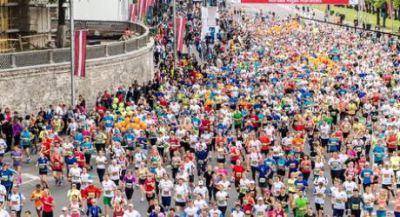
[67, 189, 81, 202]
[391, 156, 400, 171]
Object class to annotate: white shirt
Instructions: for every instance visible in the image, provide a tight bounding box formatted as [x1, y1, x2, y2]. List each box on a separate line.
[102, 180, 116, 197]
[95, 156, 107, 169]
[108, 165, 121, 180]
[174, 184, 189, 202]
[193, 186, 208, 199]
[193, 199, 208, 210]
[184, 206, 199, 216]
[332, 190, 347, 210]
[343, 181, 357, 198]
[0, 209, 9, 217]
[9, 193, 25, 211]
[0, 185, 6, 203]
[159, 179, 174, 197]
[0, 139, 6, 154]
[313, 186, 326, 204]
[215, 191, 228, 207]
[231, 210, 245, 217]
[381, 168, 394, 185]
[123, 209, 141, 217]
[69, 167, 82, 183]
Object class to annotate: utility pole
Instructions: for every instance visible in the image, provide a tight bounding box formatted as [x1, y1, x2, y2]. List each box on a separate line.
[70, 0, 75, 106]
[173, 0, 178, 67]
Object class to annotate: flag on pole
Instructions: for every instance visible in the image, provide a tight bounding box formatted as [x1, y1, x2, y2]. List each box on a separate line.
[388, 0, 393, 18]
[139, 0, 147, 21]
[129, 3, 138, 22]
[175, 18, 187, 52]
[74, 30, 87, 78]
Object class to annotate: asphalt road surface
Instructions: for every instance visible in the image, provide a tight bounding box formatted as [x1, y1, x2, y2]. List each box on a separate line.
[14, 3, 379, 217]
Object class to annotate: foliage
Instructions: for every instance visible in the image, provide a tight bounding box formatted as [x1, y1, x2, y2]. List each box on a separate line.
[373, 0, 386, 8]
[394, 0, 400, 9]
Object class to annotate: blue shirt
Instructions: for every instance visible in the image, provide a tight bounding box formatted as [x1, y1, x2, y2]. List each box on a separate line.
[37, 157, 49, 170]
[65, 157, 77, 167]
[0, 169, 14, 186]
[264, 158, 276, 168]
[124, 133, 135, 145]
[74, 133, 84, 144]
[104, 115, 114, 128]
[20, 130, 32, 146]
[195, 149, 208, 160]
[81, 142, 94, 153]
[87, 206, 102, 217]
[360, 168, 374, 184]
[257, 164, 270, 177]
[294, 179, 308, 191]
[372, 146, 385, 163]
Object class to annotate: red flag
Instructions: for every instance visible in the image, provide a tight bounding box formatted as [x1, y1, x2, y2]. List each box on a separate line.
[74, 30, 87, 78]
[129, 4, 138, 22]
[388, 0, 393, 18]
[145, 0, 153, 14]
[175, 18, 187, 52]
[139, 0, 147, 20]
[240, 0, 349, 3]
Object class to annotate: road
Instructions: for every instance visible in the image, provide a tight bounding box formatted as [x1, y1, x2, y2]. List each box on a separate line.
[14, 3, 368, 217]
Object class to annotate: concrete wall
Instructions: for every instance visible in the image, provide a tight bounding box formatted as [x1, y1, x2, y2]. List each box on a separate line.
[0, 39, 154, 113]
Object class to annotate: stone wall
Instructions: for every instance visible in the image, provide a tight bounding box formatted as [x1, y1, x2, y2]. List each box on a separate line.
[0, 39, 154, 114]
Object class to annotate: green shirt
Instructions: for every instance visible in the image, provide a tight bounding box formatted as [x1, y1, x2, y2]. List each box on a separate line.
[295, 197, 308, 217]
[233, 112, 243, 125]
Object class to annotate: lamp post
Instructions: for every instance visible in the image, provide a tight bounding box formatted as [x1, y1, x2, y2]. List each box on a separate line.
[173, 0, 178, 67]
[69, 0, 75, 106]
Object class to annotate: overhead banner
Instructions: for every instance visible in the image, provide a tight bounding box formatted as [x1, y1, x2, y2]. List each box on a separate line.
[241, 0, 349, 4]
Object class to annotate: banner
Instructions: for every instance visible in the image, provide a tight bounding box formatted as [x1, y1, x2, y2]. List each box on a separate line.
[241, 0, 349, 4]
[129, 3, 138, 22]
[138, 0, 146, 21]
[201, 6, 218, 40]
[74, 30, 87, 78]
[388, 0, 393, 18]
[175, 18, 187, 52]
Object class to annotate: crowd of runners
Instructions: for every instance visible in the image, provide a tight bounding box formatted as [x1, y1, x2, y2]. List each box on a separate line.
[1, 0, 400, 217]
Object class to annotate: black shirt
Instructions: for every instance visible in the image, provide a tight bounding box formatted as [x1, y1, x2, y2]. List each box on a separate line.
[349, 196, 363, 211]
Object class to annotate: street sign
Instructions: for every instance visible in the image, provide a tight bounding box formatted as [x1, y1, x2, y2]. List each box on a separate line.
[241, 0, 349, 4]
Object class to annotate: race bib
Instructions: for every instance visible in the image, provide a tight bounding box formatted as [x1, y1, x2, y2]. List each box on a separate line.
[351, 203, 359, 210]
[259, 177, 266, 183]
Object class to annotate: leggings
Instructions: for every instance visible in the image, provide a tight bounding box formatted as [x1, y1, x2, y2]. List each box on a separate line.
[97, 168, 105, 183]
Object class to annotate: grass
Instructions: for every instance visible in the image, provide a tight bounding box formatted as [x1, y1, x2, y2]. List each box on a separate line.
[311, 5, 400, 32]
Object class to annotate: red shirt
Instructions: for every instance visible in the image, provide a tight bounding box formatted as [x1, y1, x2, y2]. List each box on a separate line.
[81, 185, 102, 200]
[74, 151, 85, 168]
[230, 147, 240, 162]
[144, 178, 155, 193]
[41, 195, 54, 213]
[232, 165, 245, 180]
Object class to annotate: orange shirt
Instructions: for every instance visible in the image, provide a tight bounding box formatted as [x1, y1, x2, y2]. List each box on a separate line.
[31, 191, 43, 208]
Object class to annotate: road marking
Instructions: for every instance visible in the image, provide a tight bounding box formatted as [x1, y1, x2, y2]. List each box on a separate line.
[21, 173, 40, 186]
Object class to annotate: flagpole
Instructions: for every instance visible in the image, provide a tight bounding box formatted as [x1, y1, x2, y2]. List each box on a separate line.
[70, 0, 75, 106]
[173, 0, 177, 67]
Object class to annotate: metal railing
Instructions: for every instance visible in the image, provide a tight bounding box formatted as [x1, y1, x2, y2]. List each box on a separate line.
[300, 16, 400, 37]
[0, 20, 150, 70]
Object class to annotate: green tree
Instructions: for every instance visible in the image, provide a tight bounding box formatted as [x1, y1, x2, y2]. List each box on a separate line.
[373, 0, 386, 26]
[394, 0, 400, 19]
